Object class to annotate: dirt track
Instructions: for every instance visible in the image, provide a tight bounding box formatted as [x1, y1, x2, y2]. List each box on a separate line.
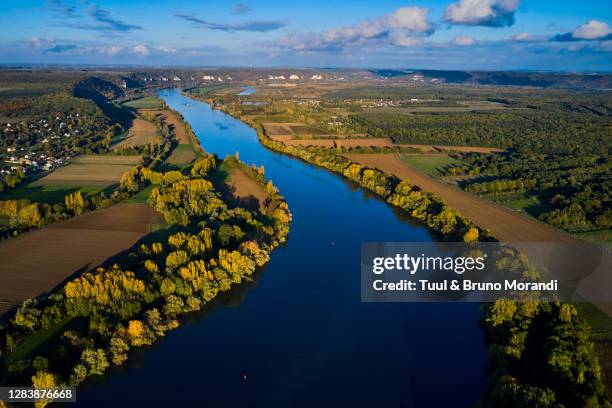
[0, 204, 161, 315]
[347, 153, 574, 243]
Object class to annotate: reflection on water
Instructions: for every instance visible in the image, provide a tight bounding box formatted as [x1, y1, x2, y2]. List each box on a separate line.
[76, 88, 487, 407]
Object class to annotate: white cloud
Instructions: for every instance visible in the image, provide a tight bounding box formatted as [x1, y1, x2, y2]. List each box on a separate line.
[383, 7, 433, 32]
[99, 45, 123, 56]
[572, 20, 611, 40]
[511, 32, 531, 42]
[276, 6, 432, 52]
[156, 46, 176, 54]
[26, 37, 54, 49]
[444, 0, 520, 27]
[390, 31, 423, 47]
[132, 45, 149, 56]
[453, 35, 476, 46]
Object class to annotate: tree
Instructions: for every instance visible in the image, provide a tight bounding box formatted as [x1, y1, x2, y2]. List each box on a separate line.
[109, 336, 129, 366]
[80, 348, 109, 376]
[463, 227, 479, 243]
[31, 370, 57, 408]
[65, 191, 85, 215]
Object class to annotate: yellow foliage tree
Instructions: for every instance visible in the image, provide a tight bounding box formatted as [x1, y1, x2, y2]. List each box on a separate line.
[31, 370, 56, 408]
[463, 227, 479, 243]
[65, 191, 85, 215]
[144, 260, 159, 273]
[127, 320, 144, 338]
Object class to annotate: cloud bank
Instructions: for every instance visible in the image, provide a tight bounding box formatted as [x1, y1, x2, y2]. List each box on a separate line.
[444, 0, 520, 27]
[276, 6, 433, 52]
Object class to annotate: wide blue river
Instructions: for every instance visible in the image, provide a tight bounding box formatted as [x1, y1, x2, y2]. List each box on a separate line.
[77, 88, 487, 407]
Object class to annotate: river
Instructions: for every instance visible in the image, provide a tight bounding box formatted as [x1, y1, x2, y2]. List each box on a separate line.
[77, 88, 487, 407]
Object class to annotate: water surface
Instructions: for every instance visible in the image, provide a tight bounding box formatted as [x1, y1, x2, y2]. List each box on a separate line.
[77, 88, 487, 407]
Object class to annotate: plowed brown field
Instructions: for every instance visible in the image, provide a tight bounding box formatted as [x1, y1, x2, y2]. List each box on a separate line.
[0, 204, 161, 315]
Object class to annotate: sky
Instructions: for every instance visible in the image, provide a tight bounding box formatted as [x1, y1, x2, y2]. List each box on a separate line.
[0, 0, 610, 70]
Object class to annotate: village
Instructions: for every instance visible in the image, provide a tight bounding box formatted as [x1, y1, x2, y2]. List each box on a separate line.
[0, 110, 107, 182]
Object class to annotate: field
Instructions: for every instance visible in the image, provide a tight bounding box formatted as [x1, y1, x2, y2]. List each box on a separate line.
[144, 109, 199, 166]
[485, 192, 551, 219]
[210, 162, 270, 213]
[121, 96, 164, 110]
[0, 155, 140, 203]
[346, 153, 574, 243]
[164, 144, 198, 167]
[37, 155, 139, 185]
[112, 118, 159, 149]
[362, 101, 509, 114]
[271, 137, 394, 148]
[575, 229, 612, 244]
[400, 154, 462, 176]
[268, 133, 504, 153]
[146, 110, 190, 144]
[0, 183, 110, 204]
[0, 203, 162, 316]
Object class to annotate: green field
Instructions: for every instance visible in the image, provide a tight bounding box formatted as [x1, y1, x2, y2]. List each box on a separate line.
[575, 303, 612, 341]
[0, 216, 10, 227]
[122, 96, 164, 109]
[487, 192, 551, 219]
[574, 229, 612, 245]
[190, 84, 235, 96]
[163, 143, 201, 169]
[125, 185, 154, 204]
[0, 182, 111, 204]
[400, 154, 462, 176]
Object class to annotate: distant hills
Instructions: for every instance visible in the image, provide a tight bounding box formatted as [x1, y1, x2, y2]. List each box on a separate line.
[369, 69, 612, 89]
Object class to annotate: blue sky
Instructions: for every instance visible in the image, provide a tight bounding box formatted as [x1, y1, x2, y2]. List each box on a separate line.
[0, 0, 610, 70]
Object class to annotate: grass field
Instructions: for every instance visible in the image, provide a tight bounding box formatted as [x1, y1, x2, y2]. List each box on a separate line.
[121, 96, 164, 110]
[1, 318, 76, 368]
[0, 216, 10, 227]
[487, 192, 551, 219]
[164, 144, 198, 167]
[38, 155, 139, 184]
[575, 229, 612, 244]
[0, 183, 110, 204]
[362, 102, 508, 114]
[400, 154, 462, 176]
[124, 185, 154, 204]
[113, 118, 159, 149]
[0, 155, 140, 204]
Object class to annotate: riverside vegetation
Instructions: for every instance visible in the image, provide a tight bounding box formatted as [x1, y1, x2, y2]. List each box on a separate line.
[0, 148, 291, 406]
[193, 90, 611, 408]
